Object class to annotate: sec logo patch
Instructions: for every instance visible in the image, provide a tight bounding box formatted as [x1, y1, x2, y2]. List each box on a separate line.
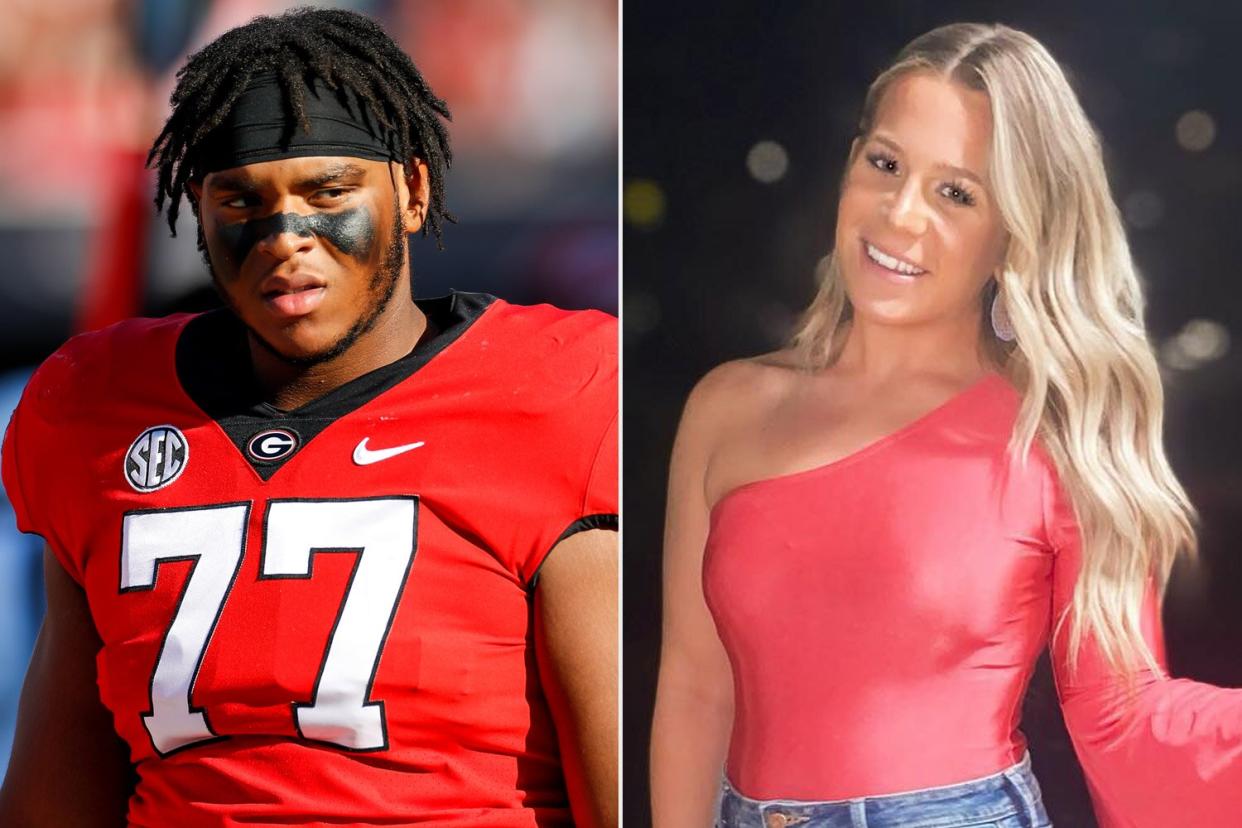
[246, 428, 300, 463]
[125, 425, 189, 492]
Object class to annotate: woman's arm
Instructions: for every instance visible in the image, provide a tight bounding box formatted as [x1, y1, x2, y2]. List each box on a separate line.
[651, 366, 741, 828]
[1045, 471, 1242, 827]
[0, 548, 134, 827]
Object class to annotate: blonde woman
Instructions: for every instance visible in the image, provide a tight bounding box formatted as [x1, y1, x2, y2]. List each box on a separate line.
[651, 22, 1242, 828]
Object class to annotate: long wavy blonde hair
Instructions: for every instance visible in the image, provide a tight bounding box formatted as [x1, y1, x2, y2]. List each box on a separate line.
[792, 22, 1197, 678]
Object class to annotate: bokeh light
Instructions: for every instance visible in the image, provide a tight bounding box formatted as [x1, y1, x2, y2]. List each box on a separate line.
[624, 289, 661, 338]
[1162, 318, 1230, 370]
[1179, 318, 1230, 361]
[624, 178, 667, 229]
[1176, 110, 1216, 152]
[746, 140, 789, 183]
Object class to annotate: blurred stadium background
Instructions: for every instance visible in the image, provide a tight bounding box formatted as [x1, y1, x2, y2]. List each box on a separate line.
[624, 3, 1242, 826]
[0, 0, 616, 778]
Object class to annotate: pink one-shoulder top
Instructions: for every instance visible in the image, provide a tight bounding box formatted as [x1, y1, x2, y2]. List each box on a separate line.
[702, 373, 1242, 826]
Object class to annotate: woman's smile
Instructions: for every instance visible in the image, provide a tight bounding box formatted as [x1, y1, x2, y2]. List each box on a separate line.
[861, 238, 929, 283]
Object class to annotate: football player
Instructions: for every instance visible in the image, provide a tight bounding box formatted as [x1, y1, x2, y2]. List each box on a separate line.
[0, 8, 617, 827]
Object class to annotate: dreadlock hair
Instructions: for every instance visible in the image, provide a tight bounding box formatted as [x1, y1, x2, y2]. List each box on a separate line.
[148, 7, 453, 246]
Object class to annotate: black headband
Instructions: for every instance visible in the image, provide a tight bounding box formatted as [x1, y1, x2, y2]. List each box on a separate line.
[193, 70, 401, 176]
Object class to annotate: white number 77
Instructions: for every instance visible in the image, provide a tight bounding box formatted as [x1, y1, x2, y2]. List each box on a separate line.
[121, 497, 418, 756]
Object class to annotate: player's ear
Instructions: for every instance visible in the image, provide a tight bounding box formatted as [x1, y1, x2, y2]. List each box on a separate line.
[399, 158, 430, 235]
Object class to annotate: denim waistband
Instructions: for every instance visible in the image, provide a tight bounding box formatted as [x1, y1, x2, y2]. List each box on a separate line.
[717, 752, 1051, 828]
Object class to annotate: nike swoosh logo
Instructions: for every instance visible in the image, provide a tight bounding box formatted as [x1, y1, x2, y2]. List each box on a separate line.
[353, 438, 426, 466]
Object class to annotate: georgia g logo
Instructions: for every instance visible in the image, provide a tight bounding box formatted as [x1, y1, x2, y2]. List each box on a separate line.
[125, 425, 189, 493]
[246, 428, 300, 463]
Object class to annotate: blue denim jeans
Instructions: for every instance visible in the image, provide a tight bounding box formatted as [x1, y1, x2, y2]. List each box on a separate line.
[716, 752, 1052, 828]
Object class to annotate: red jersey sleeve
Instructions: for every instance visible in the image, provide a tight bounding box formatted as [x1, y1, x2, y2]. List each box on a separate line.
[1, 347, 85, 584]
[1044, 466, 1242, 827]
[514, 308, 618, 586]
[583, 410, 618, 518]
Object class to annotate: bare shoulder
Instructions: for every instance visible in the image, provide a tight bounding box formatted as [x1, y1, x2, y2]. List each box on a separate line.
[678, 349, 804, 456]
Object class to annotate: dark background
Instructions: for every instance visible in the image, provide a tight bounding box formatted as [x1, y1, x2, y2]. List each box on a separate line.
[623, 3, 1242, 825]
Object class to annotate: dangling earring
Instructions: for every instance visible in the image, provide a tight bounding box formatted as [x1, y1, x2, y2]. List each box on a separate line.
[990, 278, 1016, 342]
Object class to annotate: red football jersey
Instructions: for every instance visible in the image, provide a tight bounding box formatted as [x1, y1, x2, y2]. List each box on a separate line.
[2, 292, 618, 827]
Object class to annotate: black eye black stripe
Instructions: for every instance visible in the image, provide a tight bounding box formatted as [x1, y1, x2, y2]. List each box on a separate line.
[215, 207, 376, 266]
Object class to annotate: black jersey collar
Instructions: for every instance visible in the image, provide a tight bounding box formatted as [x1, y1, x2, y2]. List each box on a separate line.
[175, 291, 495, 480]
